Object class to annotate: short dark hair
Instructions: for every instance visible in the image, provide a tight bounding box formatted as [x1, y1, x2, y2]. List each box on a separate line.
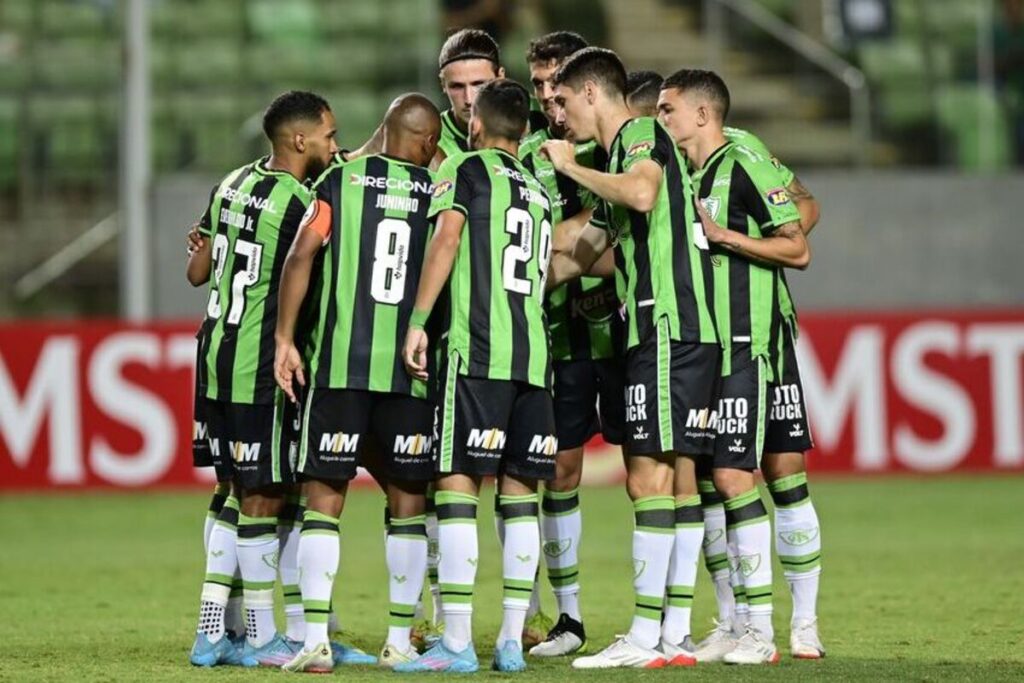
[262, 90, 330, 139]
[662, 68, 731, 121]
[526, 31, 589, 65]
[438, 28, 500, 70]
[552, 46, 627, 99]
[474, 78, 530, 141]
[626, 70, 663, 112]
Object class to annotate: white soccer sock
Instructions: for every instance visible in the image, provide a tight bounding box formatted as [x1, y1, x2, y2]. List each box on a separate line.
[436, 491, 478, 653]
[298, 510, 340, 650]
[237, 513, 281, 648]
[628, 496, 675, 649]
[725, 489, 773, 641]
[278, 494, 305, 642]
[203, 484, 230, 552]
[699, 480, 735, 624]
[425, 489, 443, 625]
[386, 515, 429, 651]
[541, 487, 583, 621]
[768, 473, 822, 622]
[196, 494, 239, 642]
[497, 494, 540, 646]
[727, 534, 749, 631]
[663, 495, 703, 646]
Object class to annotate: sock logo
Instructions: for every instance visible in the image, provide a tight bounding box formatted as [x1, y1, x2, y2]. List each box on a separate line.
[262, 551, 279, 570]
[210, 549, 224, 558]
[543, 539, 572, 558]
[516, 554, 533, 563]
[633, 559, 647, 579]
[466, 557, 478, 567]
[393, 574, 407, 584]
[325, 570, 336, 582]
[702, 529, 724, 547]
[736, 554, 761, 578]
[778, 527, 819, 546]
[427, 539, 439, 559]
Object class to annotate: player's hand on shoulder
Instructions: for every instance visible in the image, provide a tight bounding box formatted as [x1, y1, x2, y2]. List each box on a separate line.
[402, 328, 430, 381]
[540, 140, 575, 172]
[274, 340, 305, 403]
[186, 223, 205, 255]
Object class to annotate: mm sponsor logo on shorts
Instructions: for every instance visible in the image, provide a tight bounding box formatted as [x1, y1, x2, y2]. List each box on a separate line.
[683, 406, 716, 440]
[528, 434, 558, 456]
[230, 441, 261, 463]
[625, 384, 648, 423]
[771, 383, 804, 421]
[192, 420, 208, 441]
[714, 398, 749, 435]
[466, 428, 506, 451]
[394, 433, 433, 456]
[319, 431, 360, 454]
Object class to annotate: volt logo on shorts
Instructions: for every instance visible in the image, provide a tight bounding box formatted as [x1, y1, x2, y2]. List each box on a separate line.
[319, 432, 360, 454]
[394, 434, 433, 455]
[467, 428, 506, 450]
[625, 384, 648, 423]
[528, 435, 558, 455]
[771, 383, 804, 421]
[714, 398, 749, 435]
[230, 441, 260, 463]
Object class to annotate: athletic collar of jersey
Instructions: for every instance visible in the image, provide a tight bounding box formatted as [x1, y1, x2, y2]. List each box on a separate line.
[694, 140, 735, 180]
[254, 156, 303, 183]
[441, 109, 469, 145]
[608, 117, 638, 156]
[376, 152, 425, 168]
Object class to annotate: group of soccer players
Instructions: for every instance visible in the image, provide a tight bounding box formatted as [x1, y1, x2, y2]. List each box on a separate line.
[184, 26, 825, 674]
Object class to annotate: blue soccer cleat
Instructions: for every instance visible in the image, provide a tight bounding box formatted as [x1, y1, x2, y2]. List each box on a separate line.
[189, 632, 243, 667]
[492, 639, 527, 672]
[393, 639, 479, 673]
[330, 639, 377, 665]
[239, 633, 301, 667]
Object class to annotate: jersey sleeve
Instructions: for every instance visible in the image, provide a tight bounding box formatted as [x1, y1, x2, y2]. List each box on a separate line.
[428, 155, 472, 218]
[620, 118, 673, 172]
[734, 153, 801, 234]
[727, 127, 796, 188]
[196, 184, 219, 236]
[300, 199, 333, 242]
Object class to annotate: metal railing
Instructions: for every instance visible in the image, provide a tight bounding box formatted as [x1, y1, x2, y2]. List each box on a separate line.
[704, 0, 872, 167]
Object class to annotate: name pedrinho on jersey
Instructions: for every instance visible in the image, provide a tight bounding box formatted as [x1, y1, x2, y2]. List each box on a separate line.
[306, 155, 435, 398]
[198, 158, 312, 404]
[692, 142, 800, 371]
[430, 148, 554, 389]
[591, 117, 717, 350]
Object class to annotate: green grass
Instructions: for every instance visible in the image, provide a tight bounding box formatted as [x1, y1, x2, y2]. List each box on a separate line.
[1, 477, 1023, 681]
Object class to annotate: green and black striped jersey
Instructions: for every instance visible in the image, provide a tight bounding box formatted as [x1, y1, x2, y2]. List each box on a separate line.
[520, 127, 623, 361]
[724, 126, 799, 325]
[197, 158, 312, 404]
[430, 148, 554, 389]
[438, 109, 471, 162]
[591, 117, 717, 350]
[305, 154, 435, 398]
[692, 141, 801, 376]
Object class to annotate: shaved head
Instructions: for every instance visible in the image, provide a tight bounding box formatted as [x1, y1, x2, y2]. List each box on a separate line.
[382, 93, 441, 167]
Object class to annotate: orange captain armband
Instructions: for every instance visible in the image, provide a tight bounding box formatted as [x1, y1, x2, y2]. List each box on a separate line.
[301, 199, 333, 241]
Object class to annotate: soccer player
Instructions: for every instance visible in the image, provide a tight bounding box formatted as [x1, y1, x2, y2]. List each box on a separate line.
[186, 91, 338, 668]
[625, 70, 664, 118]
[543, 48, 719, 669]
[272, 93, 442, 673]
[656, 68, 811, 664]
[517, 30, 622, 658]
[434, 28, 505, 167]
[397, 79, 556, 674]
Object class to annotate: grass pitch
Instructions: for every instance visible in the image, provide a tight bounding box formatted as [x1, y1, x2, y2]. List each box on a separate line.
[1, 476, 1022, 681]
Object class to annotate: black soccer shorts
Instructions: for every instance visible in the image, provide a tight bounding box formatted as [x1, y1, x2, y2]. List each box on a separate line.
[434, 355, 557, 481]
[552, 357, 626, 451]
[710, 344, 770, 471]
[299, 388, 435, 483]
[762, 320, 815, 454]
[623, 317, 721, 457]
[204, 392, 297, 490]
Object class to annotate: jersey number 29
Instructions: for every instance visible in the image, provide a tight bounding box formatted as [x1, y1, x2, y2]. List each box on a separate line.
[502, 207, 552, 296]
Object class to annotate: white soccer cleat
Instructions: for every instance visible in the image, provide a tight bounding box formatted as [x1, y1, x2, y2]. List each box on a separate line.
[529, 614, 587, 657]
[378, 643, 420, 668]
[694, 619, 737, 662]
[658, 635, 697, 667]
[571, 634, 667, 670]
[790, 617, 826, 659]
[722, 627, 780, 665]
[281, 643, 333, 673]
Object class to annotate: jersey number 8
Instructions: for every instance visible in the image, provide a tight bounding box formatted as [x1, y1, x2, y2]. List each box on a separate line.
[371, 218, 412, 305]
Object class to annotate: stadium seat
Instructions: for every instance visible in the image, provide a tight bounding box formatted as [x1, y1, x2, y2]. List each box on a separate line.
[936, 85, 1012, 170]
[33, 39, 120, 89]
[154, 0, 244, 39]
[38, 0, 112, 37]
[324, 90, 381, 148]
[0, 0, 32, 34]
[175, 95, 251, 171]
[175, 40, 243, 86]
[28, 96, 108, 184]
[248, 0, 320, 45]
[0, 97, 18, 190]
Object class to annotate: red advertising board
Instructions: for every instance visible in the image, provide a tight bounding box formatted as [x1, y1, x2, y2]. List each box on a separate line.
[1, 312, 1022, 489]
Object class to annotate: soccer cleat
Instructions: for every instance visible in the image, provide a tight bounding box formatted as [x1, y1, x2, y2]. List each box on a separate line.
[694, 618, 738, 662]
[529, 613, 587, 657]
[790, 617, 826, 659]
[330, 639, 377, 665]
[281, 643, 334, 674]
[411, 619, 443, 652]
[522, 610, 554, 649]
[189, 632, 243, 667]
[378, 643, 419, 668]
[393, 639, 479, 673]
[571, 634, 667, 669]
[659, 635, 697, 667]
[492, 639, 527, 672]
[239, 633, 301, 667]
[723, 627, 780, 665]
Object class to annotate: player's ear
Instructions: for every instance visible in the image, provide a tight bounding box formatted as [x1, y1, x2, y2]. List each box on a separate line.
[583, 81, 596, 105]
[293, 131, 307, 154]
[497, 66, 506, 79]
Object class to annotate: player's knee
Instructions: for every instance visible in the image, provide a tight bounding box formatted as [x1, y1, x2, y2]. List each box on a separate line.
[712, 468, 755, 500]
[761, 451, 806, 483]
[240, 489, 286, 517]
[626, 457, 673, 500]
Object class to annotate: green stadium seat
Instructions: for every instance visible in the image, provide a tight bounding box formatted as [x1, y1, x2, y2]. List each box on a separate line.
[175, 41, 243, 86]
[318, 0, 381, 35]
[174, 95, 250, 171]
[0, 0, 33, 34]
[936, 85, 1012, 170]
[28, 96, 107, 183]
[33, 39, 120, 89]
[154, 0, 244, 39]
[0, 41, 29, 89]
[0, 97, 18, 189]
[325, 90, 381, 148]
[248, 0, 320, 45]
[39, 0, 111, 36]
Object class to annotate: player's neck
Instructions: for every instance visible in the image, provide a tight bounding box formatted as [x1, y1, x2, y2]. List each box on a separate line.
[690, 128, 729, 170]
[265, 152, 304, 181]
[478, 135, 519, 157]
[596, 104, 632, 152]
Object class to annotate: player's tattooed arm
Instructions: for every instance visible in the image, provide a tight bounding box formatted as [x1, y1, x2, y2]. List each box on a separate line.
[787, 176, 821, 235]
[697, 202, 810, 270]
[403, 209, 466, 380]
[547, 222, 609, 290]
[185, 222, 212, 287]
[541, 140, 662, 213]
